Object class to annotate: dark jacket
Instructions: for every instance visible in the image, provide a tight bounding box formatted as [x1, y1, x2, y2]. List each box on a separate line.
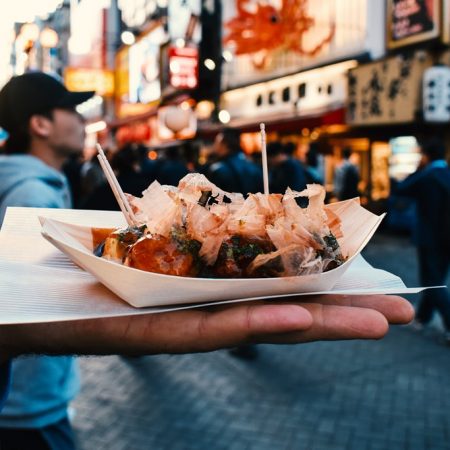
[270, 158, 308, 194]
[207, 152, 263, 195]
[82, 170, 149, 211]
[154, 158, 190, 186]
[395, 161, 450, 249]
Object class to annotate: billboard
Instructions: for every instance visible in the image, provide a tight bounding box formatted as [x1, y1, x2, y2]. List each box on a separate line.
[347, 52, 433, 125]
[222, 0, 385, 89]
[387, 0, 441, 49]
[128, 26, 167, 104]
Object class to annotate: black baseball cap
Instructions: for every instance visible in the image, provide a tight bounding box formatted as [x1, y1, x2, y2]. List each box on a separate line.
[0, 72, 95, 133]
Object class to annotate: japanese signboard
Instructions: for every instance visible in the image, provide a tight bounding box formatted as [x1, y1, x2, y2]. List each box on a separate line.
[168, 46, 198, 90]
[64, 68, 114, 97]
[347, 52, 433, 125]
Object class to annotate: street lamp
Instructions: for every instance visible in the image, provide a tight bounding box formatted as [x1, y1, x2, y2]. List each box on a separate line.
[15, 23, 59, 73]
[20, 23, 40, 42]
[40, 27, 59, 48]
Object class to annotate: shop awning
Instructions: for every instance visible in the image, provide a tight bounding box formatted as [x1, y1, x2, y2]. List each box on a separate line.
[199, 106, 346, 135]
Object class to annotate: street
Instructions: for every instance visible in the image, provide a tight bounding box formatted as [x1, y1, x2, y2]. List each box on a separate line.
[72, 231, 450, 450]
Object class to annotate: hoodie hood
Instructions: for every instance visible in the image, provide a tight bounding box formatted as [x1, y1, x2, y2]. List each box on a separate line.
[0, 154, 67, 195]
[0, 154, 71, 223]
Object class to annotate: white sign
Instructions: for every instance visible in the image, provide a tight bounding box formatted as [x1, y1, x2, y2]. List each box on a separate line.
[423, 65, 450, 123]
[118, 0, 158, 29]
[168, 0, 201, 43]
[221, 60, 355, 122]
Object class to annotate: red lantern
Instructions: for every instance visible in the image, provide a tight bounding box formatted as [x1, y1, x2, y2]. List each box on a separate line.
[133, 122, 151, 142]
[116, 126, 132, 146]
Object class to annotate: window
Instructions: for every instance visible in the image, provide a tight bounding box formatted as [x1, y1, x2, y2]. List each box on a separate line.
[268, 91, 275, 104]
[298, 83, 306, 98]
[256, 94, 263, 107]
[282, 87, 290, 102]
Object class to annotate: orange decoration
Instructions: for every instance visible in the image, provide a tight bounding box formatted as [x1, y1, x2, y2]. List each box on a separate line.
[224, 0, 336, 69]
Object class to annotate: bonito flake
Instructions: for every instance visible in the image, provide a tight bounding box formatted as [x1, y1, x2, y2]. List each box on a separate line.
[115, 174, 346, 278]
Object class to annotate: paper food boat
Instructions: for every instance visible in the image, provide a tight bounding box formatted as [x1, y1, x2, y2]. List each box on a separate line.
[40, 199, 384, 308]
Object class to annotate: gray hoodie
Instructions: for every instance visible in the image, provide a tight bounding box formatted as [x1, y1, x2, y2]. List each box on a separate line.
[0, 154, 79, 428]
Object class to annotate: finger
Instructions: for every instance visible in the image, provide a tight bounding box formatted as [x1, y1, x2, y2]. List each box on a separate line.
[253, 303, 389, 344]
[70, 304, 314, 354]
[139, 304, 314, 353]
[275, 295, 414, 325]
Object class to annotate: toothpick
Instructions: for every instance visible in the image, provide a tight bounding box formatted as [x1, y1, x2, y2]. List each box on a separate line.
[260, 123, 269, 195]
[96, 144, 138, 227]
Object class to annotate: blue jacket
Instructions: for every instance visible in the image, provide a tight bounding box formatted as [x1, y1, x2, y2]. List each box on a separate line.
[0, 154, 79, 428]
[207, 152, 263, 195]
[395, 160, 450, 249]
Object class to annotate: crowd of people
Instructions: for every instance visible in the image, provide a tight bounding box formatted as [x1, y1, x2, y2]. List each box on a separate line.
[64, 126, 361, 215]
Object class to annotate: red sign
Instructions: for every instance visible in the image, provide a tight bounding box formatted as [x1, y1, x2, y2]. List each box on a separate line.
[168, 46, 198, 90]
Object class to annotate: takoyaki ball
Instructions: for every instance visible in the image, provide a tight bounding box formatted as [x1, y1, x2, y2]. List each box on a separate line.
[125, 235, 198, 277]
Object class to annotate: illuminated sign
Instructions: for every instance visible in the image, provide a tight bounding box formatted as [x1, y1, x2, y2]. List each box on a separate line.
[222, 0, 385, 89]
[387, 0, 441, 49]
[118, 0, 158, 29]
[128, 26, 166, 104]
[168, 0, 201, 43]
[64, 68, 114, 96]
[168, 46, 198, 89]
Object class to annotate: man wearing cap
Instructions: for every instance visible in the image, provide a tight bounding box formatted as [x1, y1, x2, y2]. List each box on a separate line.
[0, 72, 94, 450]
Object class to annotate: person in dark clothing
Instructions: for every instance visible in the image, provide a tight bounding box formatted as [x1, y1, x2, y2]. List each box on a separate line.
[82, 143, 148, 211]
[394, 137, 450, 344]
[136, 144, 158, 184]
[304, 143, 324, 184]
[267, 141, 308, 193]
[334, 148, 360, 200]
[207, 128, 263, 195]
[154, 144, 190, 186]
[62, 153, 84, 208]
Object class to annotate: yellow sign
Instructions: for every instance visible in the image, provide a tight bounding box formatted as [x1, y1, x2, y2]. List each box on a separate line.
[64, 68, 115, 97]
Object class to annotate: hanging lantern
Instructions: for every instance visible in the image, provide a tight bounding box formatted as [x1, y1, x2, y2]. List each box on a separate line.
[116, 126, 132, 145]
[163, 106, 191, 133]
[133, 122, 151, 142]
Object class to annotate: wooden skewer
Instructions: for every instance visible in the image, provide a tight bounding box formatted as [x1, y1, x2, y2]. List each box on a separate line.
[96, 144, 138, 227]
[260, 123, 269, 195]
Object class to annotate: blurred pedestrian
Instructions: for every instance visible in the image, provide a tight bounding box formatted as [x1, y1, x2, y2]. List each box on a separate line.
[267, 141, 308, 193]
[207, 128, 263, 195]
[304, 143, 324, 184]
[79, 152, 106, 205]
[136, 143, 158, 184]
[153, 143, 190, 186]
[394, 137, 450, 343]
[334, 148, 360, 200]
[63, 153, 84, 208]
[0, 71, 94, 449]
[82, 143, 149, 211]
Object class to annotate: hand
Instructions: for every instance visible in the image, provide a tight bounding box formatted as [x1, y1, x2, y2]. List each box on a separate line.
[0, 295, 414, 359]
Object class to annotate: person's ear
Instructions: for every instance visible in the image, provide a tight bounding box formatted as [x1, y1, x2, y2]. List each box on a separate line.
[29, 114, 52, 138]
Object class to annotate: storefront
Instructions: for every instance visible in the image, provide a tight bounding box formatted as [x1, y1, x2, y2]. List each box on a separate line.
[211, 0, 386, 200]
[111, 1, 202, 152]
[342, 0, 450, 210]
